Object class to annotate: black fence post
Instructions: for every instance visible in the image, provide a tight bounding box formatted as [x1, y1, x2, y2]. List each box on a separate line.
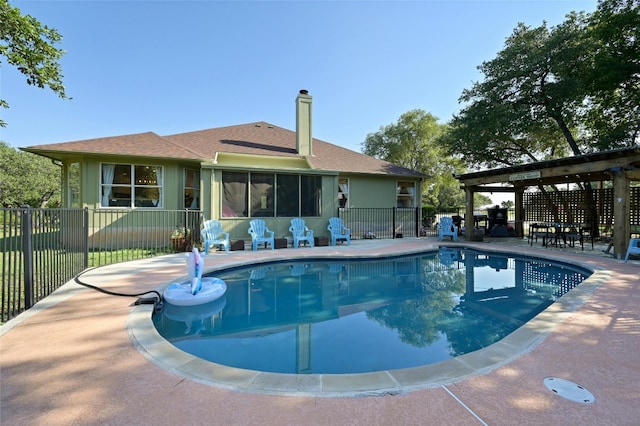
[83, 207, 89, 269]
[392, 208, 397, 238]
[21, 206, 34, 309]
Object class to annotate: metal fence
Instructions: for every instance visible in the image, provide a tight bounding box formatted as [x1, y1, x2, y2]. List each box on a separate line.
[2, 207, 85, 323]
[2, 205, 516, 323]
[1, 207, 201, 323]
[338, 207, 420, 239]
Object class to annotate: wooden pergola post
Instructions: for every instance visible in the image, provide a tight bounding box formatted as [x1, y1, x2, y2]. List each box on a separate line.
[612, 170, 630, 259]
[514, 187, 525, 238]
[464, 186, 477, 241]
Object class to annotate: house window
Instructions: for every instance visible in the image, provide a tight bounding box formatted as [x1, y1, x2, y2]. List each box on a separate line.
[338, 178, 349, 208]
[101, 163, 163, 208]
[68, 162, 80, 208]
[397, 181, 415, 208]
[184, 169, 200, 209]
[222, 171, 321, 217]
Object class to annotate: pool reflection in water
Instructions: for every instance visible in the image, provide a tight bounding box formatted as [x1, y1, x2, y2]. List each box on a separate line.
[153, 248, 591, 374]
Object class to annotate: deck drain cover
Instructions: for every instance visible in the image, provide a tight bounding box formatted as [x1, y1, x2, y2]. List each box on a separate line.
[544, 377, 595, 404]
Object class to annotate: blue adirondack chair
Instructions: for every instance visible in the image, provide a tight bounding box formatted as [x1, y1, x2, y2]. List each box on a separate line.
[248, 219, 275, 251]
[201, 220, 230, 254]
[438, 247, 460, 266]
[625, 238, 640, 263]
[438, 216, 458, 241]
[290, 263, 307, 276]
[328, 263, 344, 274]
[328, 217, 350, 246]
[289, 218, 314, 248]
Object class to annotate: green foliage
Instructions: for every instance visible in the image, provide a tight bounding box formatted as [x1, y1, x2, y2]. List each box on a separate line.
[362, 109, 467, 209]
[443, 0, 639, 169]
[582, 0, 640, 149]
[475, 193, 492, 206]
[0, 0, 68, 127]
[421, 205, 436, 220]
[366, 265, 466, 348]
[88, 247, 174, 267]
[170, 226, 192, 239]
[0, 141, 61, 207]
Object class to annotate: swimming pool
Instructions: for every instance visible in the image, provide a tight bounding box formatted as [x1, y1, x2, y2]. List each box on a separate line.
[153, 247, 591, 375]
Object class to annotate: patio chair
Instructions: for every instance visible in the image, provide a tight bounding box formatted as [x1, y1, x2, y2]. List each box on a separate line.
[328, 263, 344, 274]
[438, 247, 460, 266]
[438, 216, 458, 241]
[290, 263, 307, 276]
[248, 219, 275, 251]
[201, 220, 230, 254]
[528, 223, 551, 246]
[564, 224, 594, 251]
[250, 267, 270, 280]
[328, 217, 350, 246]
[624, 238, 640, 263]
[289, 218, 314, 248]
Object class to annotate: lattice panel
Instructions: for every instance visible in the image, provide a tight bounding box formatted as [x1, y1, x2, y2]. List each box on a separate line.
[523, 187, 640, 226]
[630, 186, 640, 226]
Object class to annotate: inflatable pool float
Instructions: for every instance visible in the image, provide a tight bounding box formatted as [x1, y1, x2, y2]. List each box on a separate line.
[163, 296, 227, 335]
[164, 296, 227, 322]
[163, 248, 227, 306]
[163, 278, 227, 306]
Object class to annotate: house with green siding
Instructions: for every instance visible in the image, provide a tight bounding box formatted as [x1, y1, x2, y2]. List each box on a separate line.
[22, 91, 425, 243]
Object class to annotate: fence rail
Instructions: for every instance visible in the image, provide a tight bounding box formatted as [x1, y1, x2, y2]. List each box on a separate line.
[1, 205, 512, 322]
[5, 194, 621, 323]
[338, 207, 420, 239]
[1, 207, 202, 323]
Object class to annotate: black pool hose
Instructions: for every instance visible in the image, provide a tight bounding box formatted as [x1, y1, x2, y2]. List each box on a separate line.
[74, 268, 164, 313]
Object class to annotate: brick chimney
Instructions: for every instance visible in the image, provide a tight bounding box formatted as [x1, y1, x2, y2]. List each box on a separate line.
[295, 89, 312, 156]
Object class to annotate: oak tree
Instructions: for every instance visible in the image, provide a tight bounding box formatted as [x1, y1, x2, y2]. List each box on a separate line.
[362, 109, 484, 209]
[444, 0, 639, 168]
[0, 0, 67, 127]
[0, 141, 60, 207]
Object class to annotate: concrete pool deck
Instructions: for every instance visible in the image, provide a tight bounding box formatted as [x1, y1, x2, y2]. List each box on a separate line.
[1, 237, 639, 425]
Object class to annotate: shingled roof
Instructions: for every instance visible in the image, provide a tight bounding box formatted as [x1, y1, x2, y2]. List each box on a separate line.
[24, 122, 425, 177]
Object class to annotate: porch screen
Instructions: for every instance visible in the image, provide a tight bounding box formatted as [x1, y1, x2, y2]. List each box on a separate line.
[222, 172, 248, 217]
[222, 171, 322, 217]
[250, 173, 274, 217]
[301, 175, 321, 216]
[276, 174, 299, 217]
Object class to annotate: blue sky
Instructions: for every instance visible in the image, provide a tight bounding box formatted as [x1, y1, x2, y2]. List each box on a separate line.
[2, 0, 597, 152]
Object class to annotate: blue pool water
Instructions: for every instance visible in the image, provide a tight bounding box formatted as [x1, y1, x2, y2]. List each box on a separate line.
[153, 248, 591, 374]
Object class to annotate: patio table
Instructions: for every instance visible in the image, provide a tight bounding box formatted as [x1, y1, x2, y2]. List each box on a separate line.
[542, 223, 590, 250]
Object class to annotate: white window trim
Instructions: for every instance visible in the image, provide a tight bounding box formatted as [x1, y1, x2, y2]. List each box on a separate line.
[397, 181, 416, 208]
[100, 163, 164, 208]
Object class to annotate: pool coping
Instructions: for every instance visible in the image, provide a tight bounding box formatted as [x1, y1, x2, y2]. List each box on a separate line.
[126, 243, 609, 397]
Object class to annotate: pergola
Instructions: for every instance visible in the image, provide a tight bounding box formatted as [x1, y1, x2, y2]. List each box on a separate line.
[455, 147, 640, 259]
